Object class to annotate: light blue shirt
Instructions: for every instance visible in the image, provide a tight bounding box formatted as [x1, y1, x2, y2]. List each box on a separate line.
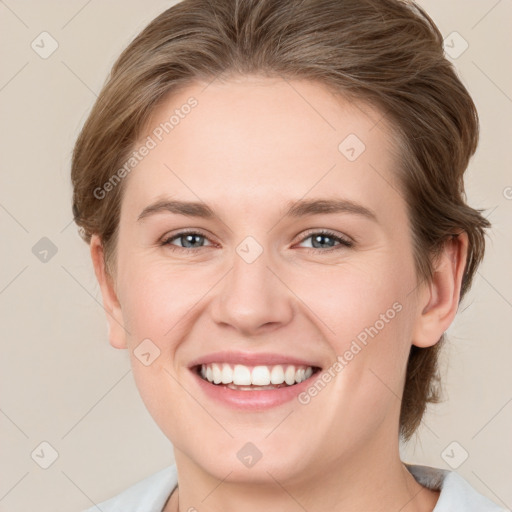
[83, 463, 508, 511]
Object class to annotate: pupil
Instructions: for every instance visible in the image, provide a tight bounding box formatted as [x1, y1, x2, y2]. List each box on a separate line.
[313, 234, 334, 249]
[184, 234, 202, 248]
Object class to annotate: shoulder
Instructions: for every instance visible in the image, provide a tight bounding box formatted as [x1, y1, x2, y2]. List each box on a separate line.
[82, 464, 178, 512]
[406, 464, 508, 512]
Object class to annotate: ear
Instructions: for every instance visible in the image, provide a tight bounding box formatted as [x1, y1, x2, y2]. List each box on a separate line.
[90, 235, 127, 349]
[412, 232, 469, 348]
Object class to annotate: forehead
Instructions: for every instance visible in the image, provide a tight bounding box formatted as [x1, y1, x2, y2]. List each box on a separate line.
[122, 76, 403, 222]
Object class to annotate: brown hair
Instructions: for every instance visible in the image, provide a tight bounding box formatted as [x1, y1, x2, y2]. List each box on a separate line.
[71, 0, 490, 440]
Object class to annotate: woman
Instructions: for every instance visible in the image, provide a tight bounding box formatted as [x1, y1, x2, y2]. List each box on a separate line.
[72, 0, 505, 510]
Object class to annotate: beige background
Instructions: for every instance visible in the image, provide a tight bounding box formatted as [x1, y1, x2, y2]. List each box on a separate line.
[0, 1, 511, 511]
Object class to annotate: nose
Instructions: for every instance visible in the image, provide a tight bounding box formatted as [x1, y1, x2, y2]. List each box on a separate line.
[210, 245, 294, 336]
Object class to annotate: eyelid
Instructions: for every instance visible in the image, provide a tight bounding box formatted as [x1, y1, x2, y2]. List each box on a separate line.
[294, 228, 354, 247]
[160, 228, 216, 247]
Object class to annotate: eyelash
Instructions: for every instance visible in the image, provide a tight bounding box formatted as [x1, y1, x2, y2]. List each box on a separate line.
[160, 229, 354, 254]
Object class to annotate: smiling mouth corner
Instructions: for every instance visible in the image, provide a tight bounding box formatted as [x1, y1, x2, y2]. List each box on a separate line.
[193, 362, 322, 390]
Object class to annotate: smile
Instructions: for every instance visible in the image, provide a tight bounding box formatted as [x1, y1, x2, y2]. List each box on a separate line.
[188, 351, 323, 409]
[197, 363, 317, 389]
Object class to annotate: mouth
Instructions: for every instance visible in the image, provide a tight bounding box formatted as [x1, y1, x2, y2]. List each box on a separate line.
[187, 351, 324, 409]
[193, 362, 322, 391]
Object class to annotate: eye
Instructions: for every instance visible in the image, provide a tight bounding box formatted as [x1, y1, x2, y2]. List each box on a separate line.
[296, 229, 354, 252]
[160, 230, 214, 252]
[160, 229, 354, 254]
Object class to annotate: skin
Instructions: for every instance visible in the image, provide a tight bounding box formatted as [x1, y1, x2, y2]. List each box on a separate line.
[91, 75, 468, 512]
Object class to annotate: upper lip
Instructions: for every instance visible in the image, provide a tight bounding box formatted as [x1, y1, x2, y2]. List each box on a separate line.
[188, 351, 323, 369]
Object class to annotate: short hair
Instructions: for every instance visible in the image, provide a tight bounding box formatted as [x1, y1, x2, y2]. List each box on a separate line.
[71, 0, 490, 440]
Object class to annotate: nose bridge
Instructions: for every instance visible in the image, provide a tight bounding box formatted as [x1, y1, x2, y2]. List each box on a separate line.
[211, 238, 293, 334]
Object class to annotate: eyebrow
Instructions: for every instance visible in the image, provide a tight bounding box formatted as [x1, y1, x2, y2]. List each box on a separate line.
[137, 198, 378, 223]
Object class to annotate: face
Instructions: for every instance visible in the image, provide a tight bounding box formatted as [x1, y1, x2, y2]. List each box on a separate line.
[99, 76, 431, 484]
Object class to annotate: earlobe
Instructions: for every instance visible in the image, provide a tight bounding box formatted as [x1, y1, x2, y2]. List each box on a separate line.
[90, 235, 128, 349]
[412, 232, 469, 348]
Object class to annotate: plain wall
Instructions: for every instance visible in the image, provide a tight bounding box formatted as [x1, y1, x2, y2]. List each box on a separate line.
[0, 1, 511, 510]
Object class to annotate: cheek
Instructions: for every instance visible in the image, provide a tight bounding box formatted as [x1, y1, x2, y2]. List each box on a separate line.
[117, 259, 213, 344]
[296, 252, 416, 397]
[293, 255, 414, 346]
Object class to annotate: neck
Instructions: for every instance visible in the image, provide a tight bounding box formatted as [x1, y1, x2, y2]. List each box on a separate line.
[165, 435, 439, 512]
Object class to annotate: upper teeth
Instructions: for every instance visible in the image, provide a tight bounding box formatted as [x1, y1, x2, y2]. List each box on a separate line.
[200, 363, 314, 386]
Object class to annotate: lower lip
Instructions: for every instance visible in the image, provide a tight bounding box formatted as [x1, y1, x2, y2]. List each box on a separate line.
[190, 368, 321, 410]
